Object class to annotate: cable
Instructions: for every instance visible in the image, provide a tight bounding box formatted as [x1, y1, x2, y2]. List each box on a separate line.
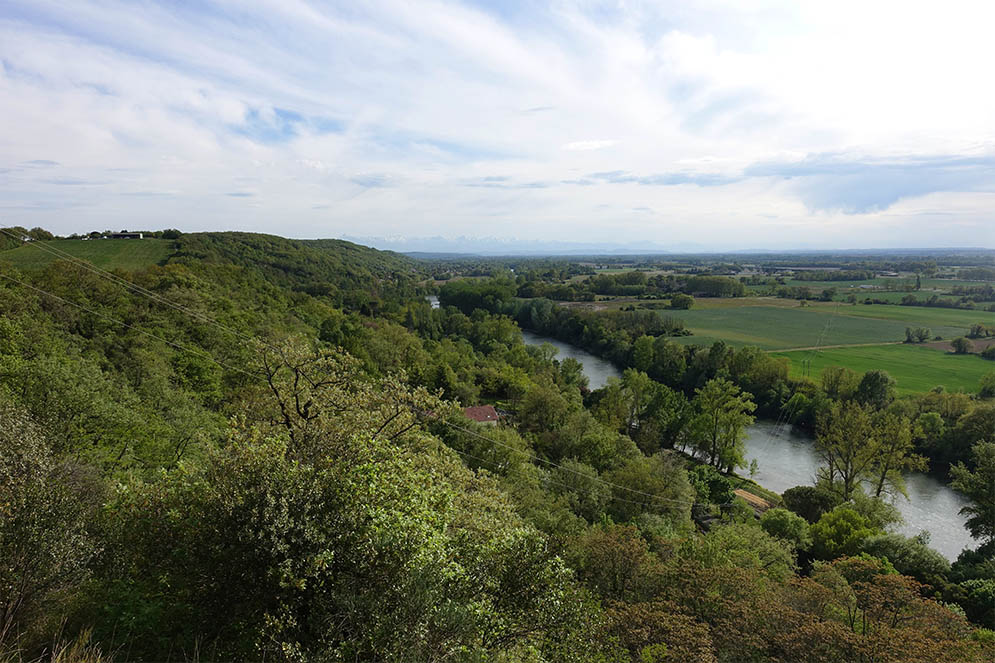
[0, 271, 261, 382]
[0, 228, 282, 354]
[2, 234, 736, 512]
[421, 409, 721, 509]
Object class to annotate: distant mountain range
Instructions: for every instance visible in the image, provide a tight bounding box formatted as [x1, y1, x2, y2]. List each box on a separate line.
[343, 234, 995, 258]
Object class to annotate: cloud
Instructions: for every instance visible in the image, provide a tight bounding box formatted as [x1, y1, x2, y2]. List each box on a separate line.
[562, 140, 616, 151]
[350, 173, 396, 188]
[587, 170, 739, 187]
[0, 1, 993, 248]
[745, 153, 995, 213]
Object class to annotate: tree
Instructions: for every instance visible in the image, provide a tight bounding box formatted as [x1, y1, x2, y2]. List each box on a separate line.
[821, 366, 860, 400]
[950, 442, 995, 553]
[979, 370, 995, 398]
[861, 533, 950, 588]
[951, 337, 974, 354]
[604, 452, 694, 524]
[867, 411, 926, 498]
[810, 507, 879, 560]
[632, 335, 655, 371]
[855, 369, 897, 409]
[688, 378, 756, 473]
[760, 507, 812, 550]
[670, 293, 694, 309]
[0, 405, 99, 651]
[782, 484, 843, 523]
[815, 401, 879, 500]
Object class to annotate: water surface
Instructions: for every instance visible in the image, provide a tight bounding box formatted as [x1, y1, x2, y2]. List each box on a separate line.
[521, 329, 622, 390]
[522, 330, 974, 561]
[745, 421, 973, 561]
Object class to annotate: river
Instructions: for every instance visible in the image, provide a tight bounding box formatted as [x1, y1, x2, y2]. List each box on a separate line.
[521, 330, 974, 561]
[520, 330, 621, 390]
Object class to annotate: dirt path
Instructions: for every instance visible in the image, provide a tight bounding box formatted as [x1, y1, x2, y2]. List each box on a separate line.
[769, 341, 905, 353]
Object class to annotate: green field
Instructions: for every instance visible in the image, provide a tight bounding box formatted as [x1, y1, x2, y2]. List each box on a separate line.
[773, 344, 994, 395]
[669, 301, 986, 351]
[0, 239, 175, 272]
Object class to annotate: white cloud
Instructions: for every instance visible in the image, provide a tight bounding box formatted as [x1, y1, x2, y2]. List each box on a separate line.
[562, 140, 617, 151]
[0, 0, 993, 248]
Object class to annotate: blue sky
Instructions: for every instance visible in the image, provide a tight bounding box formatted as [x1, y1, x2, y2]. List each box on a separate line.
[1, 0, 993, 249]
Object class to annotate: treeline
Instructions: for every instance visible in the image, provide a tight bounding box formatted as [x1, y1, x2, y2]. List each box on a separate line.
[790, 269, 875, 281]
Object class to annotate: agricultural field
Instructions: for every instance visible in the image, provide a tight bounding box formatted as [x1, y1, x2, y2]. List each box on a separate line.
[0, 238, 175, 272]
[772, 344, 994, 395]
[668, 299, 989, 350]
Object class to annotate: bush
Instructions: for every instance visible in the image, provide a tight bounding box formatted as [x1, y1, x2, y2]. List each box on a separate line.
[782, 485, 842, 523]
[760, 508, 812, 550]
[980, 371, 995, 398]
[810, 506, 879, 560]
[951, 337, 974, 354]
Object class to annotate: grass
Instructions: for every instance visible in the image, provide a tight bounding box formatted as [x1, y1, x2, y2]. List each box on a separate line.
[772, 344, 994, 395]
[0, 239, 175, 272]
[667, 299, 992, 350]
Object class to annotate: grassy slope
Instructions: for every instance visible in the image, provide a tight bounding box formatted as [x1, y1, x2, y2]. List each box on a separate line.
[772, 344, 994, 395]
[0, 239, 176, 271]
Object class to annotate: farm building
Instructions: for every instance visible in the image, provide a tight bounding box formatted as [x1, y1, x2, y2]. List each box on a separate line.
[463, 405, 500, 425]
[108, 232, 144, 239]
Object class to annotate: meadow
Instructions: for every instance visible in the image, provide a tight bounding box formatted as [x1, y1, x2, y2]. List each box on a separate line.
[0, 238, 176, 272]
[772, 344, 994, 395]
[668, 299, 989, 350]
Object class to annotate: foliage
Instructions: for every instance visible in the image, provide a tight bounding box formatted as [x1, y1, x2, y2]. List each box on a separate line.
[782, 484, 844, 523]
[760, 507, 812, 550]
[810, 506, 881, 560]
[687, 378, 756, 473]
[950, 442, 995, 552]
[951, 336, 975, 354]
[0, 404, 100, 653]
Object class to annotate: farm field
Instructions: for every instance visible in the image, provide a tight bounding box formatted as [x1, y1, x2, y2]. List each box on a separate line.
[668, 300, 984, 350]
[0, 238, 175, 272]
[772, 344, 994, 395]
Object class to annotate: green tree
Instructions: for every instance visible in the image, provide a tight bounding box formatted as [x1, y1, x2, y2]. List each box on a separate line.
[821, 366, 860, 401]
[951, 336, 974, 354]
[688, 377, 756, 473]
[979, 370, 995, 398]
[816, 401, 879, 500]
[632, 335, 655, 372]
[761, 507, 812, 550]
[868, 411, 926, 498]
[810, 506, 880, 560]
[0, 405, 99, 651]
[782, 484, 843, 523]
[950, 442, 995, 553]
[670, 293, 694, 309]
[855, 369, 897, 409]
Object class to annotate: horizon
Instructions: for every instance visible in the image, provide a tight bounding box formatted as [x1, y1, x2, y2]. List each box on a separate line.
[2, 1, 995, 249]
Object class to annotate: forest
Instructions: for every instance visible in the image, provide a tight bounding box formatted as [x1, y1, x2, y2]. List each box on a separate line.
[1, 229, 993, 663]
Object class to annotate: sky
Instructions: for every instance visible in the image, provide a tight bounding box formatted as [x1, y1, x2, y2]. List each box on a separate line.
[1, 0, 994, 251]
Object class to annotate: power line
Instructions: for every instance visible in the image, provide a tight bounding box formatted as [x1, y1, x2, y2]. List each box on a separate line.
[0, 271, 261, 382]
[1, 234, 735, 512]
[422, 410, 720, 509]
[0, 228, 281, 354]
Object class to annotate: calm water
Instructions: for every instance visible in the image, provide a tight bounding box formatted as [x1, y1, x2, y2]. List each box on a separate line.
[744, 421, 973, 561]
[521, 329, 622, 390]
[522, 331, 974, 561]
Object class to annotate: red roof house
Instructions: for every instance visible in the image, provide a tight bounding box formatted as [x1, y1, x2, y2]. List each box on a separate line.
[463, 405, 500, 425]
